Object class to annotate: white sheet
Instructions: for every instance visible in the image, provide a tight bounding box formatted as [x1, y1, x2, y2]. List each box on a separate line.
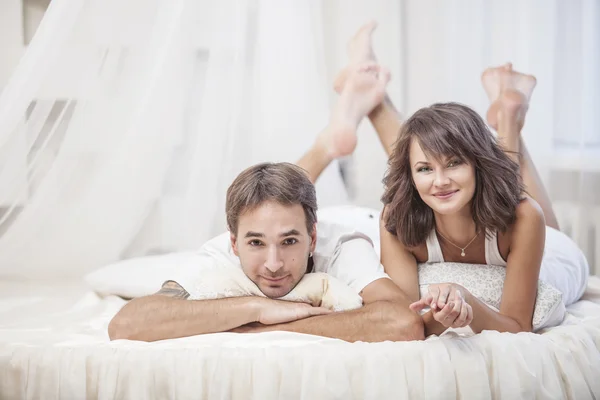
[540, 226, 590, 305]
[1, 278, 600, 400]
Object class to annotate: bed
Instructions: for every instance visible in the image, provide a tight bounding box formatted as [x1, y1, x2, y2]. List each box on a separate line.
[1, 277, 599, 400]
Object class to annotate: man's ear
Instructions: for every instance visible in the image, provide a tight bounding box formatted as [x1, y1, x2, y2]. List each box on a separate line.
[310, 223, 317, 253]
[230, 232, 239, 256]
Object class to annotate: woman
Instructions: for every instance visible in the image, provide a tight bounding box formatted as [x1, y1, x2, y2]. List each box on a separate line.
[380, 101, 549, 335]
[297, 23, 589, 336]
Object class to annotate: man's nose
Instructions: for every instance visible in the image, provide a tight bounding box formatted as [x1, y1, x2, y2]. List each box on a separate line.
[264, 245, 284, 272]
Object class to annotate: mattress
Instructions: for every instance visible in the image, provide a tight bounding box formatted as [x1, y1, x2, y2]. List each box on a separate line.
[1, 278, 600, 400]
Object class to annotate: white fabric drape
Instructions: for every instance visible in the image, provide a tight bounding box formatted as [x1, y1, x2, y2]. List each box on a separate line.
[0, 0, 598, 279]
[0, 0, 349, 279]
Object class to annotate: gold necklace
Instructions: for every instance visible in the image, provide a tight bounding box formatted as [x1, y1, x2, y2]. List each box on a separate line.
[436, 229, 479, 257]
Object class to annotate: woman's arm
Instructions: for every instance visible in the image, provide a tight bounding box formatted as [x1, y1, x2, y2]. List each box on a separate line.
[379, 218, 420, 302]
[468, 197, 546, 333]
[379, 217, 447, 336]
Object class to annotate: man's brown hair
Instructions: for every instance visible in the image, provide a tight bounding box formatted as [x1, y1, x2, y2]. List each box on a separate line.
[381, 102, 524, 247]
[226, 162, 318, 235]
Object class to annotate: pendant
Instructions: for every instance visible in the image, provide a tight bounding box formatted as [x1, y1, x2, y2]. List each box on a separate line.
[461, 250, 465, 257]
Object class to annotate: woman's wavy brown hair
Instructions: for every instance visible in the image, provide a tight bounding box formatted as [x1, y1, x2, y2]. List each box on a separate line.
[381, 102, 525, 247]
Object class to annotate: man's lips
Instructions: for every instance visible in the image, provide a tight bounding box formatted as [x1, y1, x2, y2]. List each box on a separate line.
[262, 275, 288, 282]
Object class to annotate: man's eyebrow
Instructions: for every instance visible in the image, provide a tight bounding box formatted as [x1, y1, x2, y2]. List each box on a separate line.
[280, 229, 301, 237]
[243, 229, 302, 239]
[244, 231, 264, 238]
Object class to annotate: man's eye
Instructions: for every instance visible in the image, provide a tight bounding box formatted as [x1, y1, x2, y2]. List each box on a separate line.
[283, 238, 298, 245]
[248, 240, 263, 246]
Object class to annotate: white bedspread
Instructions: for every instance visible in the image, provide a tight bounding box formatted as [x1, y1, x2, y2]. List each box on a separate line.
[1, 278, 600, 400]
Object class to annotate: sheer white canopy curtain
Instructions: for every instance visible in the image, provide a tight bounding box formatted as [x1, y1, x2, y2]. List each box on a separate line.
[0, 0, 597, 279]
[0, 0, 351, 279]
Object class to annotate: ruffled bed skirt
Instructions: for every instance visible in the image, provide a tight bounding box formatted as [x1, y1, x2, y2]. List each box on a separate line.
[1, 278, 600, 400]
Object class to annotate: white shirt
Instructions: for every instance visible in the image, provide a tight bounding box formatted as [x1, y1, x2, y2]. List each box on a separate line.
[173, 219, 390, 296]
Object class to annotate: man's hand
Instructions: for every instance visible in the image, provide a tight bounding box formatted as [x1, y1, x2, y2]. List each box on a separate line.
[410, 283, 473, 329]
[230, 279, 425, 342]
[256, 299, 333, 325]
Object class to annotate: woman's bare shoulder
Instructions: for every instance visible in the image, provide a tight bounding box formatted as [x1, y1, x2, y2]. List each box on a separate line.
[409, 242, 428, 263]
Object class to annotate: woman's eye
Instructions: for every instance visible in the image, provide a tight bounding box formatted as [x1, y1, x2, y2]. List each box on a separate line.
[417, 166, 432, 173]
[283, 238, 298, 245]
[448, 159, 462, 167]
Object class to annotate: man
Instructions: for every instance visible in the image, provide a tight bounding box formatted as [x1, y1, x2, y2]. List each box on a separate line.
[108, 162, 424, 342]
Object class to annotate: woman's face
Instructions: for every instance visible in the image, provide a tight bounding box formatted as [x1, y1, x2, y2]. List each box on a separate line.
[409, 138, 476, 216]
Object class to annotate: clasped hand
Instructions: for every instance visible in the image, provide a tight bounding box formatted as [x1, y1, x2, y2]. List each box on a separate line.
[410, 283, 473, 328]
[257, 298, 333, 325]
[230, 299, 332, 333]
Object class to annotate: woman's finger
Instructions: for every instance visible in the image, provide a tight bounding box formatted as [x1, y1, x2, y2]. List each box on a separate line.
[437, 285, 452, 309]
[429, 286, 441, 310]
[466, 303, 474, 325]
[453, 301, 469, 328]
[409, 299, 429, 312]
[422, 292, 433, 307]
[442, 298, 461, 326]
[434, 301, 455, 326]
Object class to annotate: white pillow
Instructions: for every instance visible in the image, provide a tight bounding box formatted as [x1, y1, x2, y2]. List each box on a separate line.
[84, 252, 201, 299]
[85, 252, 363, 312]
[418, 262, 565, 331]
[183, 263, 363, 312]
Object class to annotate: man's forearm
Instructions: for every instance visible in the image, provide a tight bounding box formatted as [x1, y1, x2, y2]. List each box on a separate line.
[108, 296, 261, 342]
[238, 300, 424, 343]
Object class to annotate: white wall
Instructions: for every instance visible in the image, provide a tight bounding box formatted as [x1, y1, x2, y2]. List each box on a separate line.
[0, 0, 25, 91]
[0, 0, 51, 91]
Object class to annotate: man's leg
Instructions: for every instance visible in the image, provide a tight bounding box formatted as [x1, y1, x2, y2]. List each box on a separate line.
[295, 139, 335, 184]
[482, 64, 560, 230]
[333, 21, 402, 157]
[297, 63, 390, 183]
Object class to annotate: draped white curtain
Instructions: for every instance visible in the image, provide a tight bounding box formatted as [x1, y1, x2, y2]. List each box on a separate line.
[0, 0, 598, 279]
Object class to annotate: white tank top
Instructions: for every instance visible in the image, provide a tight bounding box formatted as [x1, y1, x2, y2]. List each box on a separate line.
[425, 229, 507, 266]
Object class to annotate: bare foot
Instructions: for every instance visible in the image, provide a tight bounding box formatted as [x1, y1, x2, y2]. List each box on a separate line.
[481, 63, 537, 130]
[319, 63, 390, 158]
[333, 21, 378, 94]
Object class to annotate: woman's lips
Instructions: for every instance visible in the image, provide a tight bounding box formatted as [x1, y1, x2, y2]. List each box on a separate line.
[433, 190, 458, 199]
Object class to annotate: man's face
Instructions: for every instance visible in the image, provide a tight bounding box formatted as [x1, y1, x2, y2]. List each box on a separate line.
[231, 201, 316, 298]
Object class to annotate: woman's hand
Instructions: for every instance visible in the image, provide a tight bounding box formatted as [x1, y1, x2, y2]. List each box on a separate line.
[410, 283, 473, 328]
